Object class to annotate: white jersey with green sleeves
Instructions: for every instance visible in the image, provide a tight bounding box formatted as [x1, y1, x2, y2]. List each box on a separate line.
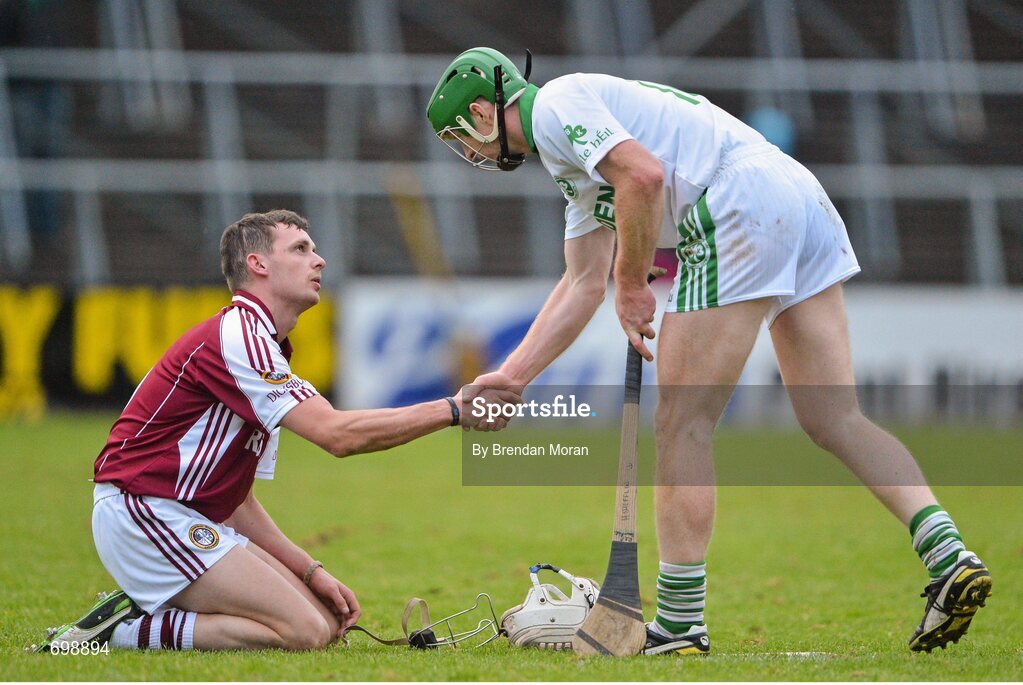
[528, 73, 765, 247]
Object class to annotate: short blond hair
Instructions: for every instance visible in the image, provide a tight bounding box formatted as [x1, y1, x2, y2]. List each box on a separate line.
[219, 209, 310, 292]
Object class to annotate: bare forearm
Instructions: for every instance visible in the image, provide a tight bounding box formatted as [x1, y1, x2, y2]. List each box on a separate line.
[612, 181, 662, 286]
[329, 400, 453, 457]
[499, 275, 604, 385]
[282, 394, 458, 458]
[227, 495, 312, 577]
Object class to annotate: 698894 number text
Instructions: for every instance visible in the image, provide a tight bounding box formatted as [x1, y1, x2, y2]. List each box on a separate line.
[49, 641, 110, 656]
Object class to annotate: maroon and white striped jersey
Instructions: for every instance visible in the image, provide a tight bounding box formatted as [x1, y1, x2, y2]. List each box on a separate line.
[94, 291, 318, 522]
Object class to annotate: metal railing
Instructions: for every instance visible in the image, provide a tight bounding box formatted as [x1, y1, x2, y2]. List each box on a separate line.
[1, 49, 1022, 286]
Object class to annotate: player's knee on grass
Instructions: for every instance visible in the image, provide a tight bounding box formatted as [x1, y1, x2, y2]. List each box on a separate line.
[277, 609, 332, 651]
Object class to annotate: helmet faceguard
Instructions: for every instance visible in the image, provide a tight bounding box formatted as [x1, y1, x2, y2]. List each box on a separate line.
[412, 593, 503, 649]
[346, 594, 503, 650]
[427, 47, 532, 171]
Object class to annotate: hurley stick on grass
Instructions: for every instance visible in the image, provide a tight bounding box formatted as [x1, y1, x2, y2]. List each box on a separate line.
[573, 269, 664, 657]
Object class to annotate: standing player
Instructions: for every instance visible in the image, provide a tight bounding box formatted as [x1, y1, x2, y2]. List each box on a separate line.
[32, 209, 519, 653]
[426, 48, 991, 654]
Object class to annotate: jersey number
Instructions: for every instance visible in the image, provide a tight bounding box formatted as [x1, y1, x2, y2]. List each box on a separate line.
[635, 80, 701, 105]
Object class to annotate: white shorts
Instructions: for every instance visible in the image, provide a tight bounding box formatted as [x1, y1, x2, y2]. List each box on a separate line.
[665, 144, 860, 325]
[92, 482, 247, 614]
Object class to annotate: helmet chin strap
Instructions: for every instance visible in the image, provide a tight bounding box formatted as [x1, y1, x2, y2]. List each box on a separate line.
[492, 63, 525, 172]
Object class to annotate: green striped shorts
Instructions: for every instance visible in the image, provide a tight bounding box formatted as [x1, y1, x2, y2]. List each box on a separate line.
[664, 148, 860, 325]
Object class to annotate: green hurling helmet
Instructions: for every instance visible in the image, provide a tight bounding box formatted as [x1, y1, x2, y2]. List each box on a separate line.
[427, 47, 531, 171]
[427, 47, 528, 136]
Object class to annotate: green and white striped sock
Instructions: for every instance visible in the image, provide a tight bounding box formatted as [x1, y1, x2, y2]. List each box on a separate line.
[910, 505, 967, 579]
[652, 561, 706, 638]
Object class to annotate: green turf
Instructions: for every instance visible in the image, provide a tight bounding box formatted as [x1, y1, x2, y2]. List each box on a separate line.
[2, 412, 1021, 680]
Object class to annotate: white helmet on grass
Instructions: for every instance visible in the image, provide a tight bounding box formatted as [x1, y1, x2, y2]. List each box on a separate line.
[501, 564, 600, 650]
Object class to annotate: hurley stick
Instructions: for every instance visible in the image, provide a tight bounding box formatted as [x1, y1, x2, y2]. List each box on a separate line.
[573, 269, 663, 657]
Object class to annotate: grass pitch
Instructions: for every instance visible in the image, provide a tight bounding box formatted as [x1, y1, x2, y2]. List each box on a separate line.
[2, 412, 1021, 681]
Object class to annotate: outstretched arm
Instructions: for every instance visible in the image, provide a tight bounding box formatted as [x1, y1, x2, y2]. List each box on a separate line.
[281, 390, 521, 456]
[282, 394, 453, 457]
[497, 227, 616, 386]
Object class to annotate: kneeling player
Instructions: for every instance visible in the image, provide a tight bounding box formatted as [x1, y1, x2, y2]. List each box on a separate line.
[31, 210, 518, 652]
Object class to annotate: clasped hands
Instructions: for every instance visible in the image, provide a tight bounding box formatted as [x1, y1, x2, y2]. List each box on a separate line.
[456, 370, 525, 432]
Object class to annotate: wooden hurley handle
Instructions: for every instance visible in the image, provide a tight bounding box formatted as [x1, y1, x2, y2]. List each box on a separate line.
[612, 269, 661, 542]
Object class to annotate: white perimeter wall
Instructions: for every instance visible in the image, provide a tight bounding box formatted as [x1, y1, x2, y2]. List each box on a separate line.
[338, 280, 1023, 410]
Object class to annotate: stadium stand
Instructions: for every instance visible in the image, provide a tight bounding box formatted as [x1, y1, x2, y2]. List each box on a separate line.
[0, 0, 1020, 286]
